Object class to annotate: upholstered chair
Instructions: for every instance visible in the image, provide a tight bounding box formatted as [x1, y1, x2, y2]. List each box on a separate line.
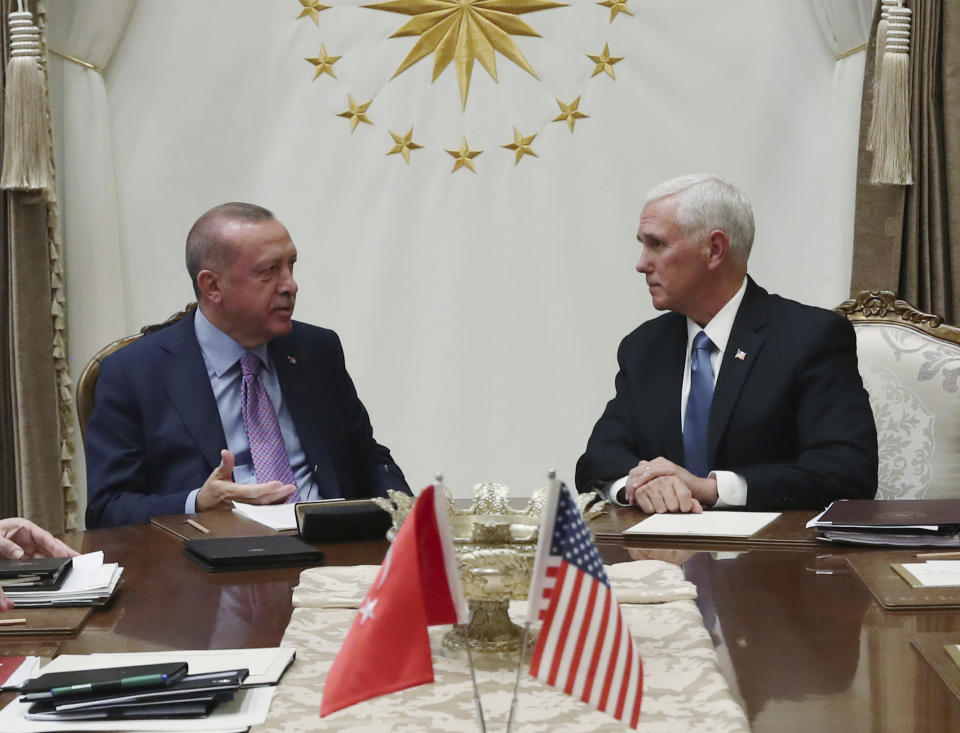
[835, 291, 960, 500]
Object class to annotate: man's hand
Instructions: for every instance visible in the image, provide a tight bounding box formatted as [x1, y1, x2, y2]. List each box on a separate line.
[624, 457, 719, 513]
[0, 518, 79, 560]
[195, 450, 297, 512]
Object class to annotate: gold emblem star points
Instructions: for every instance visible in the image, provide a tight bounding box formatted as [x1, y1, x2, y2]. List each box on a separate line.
[337, 96, 374, 132]
[598, 0, 632, 22]
[553, 96, 588, 133]
[297, 0, 331, 25]
[445, 137, 483, 174]
[587, 42, 623, 79]
[387, 127, 424, 164]
[305, 45, 341, 80]
[364, 0, 568, 108]
[503, 127, 538, 165]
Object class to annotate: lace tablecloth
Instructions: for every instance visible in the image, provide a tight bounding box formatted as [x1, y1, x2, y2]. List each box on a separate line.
[254, 561, 747, 732]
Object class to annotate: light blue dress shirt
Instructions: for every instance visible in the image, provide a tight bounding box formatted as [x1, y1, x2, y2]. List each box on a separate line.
[185, 308, 320, 512]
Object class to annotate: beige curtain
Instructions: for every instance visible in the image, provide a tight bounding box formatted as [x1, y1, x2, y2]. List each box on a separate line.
[852, 0, 960, 324]
[1, 0, 76, 530]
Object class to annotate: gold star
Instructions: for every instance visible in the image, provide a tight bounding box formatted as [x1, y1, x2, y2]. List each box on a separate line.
[337, 96, 373, 132]
[305, 45, 341, 80]
[364, 0, 567, 108]
[587, 43, 623, 79]
[552, 97, 588, 132]
[445, 137, 482, 174]
[297, 0, 331, 25]
[598, 0, 632, 22]
[502, 127, 538, 165]
[387, 127, 423, 164]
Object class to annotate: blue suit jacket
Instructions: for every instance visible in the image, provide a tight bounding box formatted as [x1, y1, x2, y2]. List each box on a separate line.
[575, 278, 879, 510]
[85, 312, 409, 528]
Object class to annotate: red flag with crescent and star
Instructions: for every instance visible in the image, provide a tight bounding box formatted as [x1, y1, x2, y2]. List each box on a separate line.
[320, 484, 468, 716]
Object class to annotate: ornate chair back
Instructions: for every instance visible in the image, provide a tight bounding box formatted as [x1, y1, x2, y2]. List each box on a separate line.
[76, 303, 198, 450]
[836, 292, 960, 500]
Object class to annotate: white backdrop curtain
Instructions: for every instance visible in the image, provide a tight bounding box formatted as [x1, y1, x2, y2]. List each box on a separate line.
[808, 0, 876, 299]
[49, 1, 866, 513]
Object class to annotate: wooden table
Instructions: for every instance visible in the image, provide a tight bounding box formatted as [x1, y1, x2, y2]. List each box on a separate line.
[1, 508, 959, 732]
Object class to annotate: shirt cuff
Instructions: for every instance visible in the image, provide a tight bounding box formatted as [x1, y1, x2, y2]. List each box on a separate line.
[608, 476, 629, 506]
[185, 488, 200, 515]
[712, 471, 747, 507]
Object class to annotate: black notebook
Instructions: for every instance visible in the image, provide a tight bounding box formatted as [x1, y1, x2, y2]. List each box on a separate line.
[183, 535, 325, 572]
[0, 557, 72, 591]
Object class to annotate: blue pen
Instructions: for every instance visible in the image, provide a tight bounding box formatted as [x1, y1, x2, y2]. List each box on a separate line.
[47, 673, 169, 698]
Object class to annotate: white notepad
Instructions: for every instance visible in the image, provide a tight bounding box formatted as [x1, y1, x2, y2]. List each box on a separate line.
[623, 511, 781, 538]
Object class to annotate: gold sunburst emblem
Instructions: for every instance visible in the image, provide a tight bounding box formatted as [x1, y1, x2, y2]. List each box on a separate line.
[364, 0, 567, 108]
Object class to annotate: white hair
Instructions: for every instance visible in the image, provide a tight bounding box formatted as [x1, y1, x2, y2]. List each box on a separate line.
[643, 174, 755, 262]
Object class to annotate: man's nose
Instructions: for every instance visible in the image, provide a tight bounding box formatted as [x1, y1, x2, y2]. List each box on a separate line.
[282, 269, 298, 295]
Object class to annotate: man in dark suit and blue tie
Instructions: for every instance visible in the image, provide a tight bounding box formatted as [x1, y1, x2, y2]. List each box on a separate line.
[85, 203, 409, 528]
[576, 175, 878, 513]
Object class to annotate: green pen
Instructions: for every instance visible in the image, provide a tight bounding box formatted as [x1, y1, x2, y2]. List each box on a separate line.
[48, 673, 169, 698]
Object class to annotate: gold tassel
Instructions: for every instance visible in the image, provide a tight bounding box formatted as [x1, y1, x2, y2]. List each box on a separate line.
[870, 5, 913, 186]
[866, 0, 901, 152]
[1, 5, 53, 193]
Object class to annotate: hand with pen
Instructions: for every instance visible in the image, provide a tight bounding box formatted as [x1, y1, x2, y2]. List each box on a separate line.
[0, 517, 79, 612]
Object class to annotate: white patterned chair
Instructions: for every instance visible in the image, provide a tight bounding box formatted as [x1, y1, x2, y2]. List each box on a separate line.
[835, 291, 960, 500]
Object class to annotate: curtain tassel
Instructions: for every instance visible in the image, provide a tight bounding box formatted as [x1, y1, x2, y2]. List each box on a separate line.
[870, 5, 913, 186]
[866, 0, 899, 152]
[1, 6, 53, 193]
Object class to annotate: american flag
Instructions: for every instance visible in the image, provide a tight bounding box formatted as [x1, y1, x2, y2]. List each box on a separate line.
[527, 484, 643, 728]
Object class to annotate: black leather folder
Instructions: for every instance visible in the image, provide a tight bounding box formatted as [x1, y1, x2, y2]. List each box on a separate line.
[0, 557, 72, 591]
[296, 499, 391, 542]
[182, 535, 324, 572]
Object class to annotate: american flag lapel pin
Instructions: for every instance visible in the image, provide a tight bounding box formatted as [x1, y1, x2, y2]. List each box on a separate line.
[735, 349, 747, 361]
[287, 355, 297, 364]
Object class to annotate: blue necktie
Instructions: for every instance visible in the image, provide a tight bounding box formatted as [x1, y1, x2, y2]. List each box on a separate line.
[683, 331, 716, 477]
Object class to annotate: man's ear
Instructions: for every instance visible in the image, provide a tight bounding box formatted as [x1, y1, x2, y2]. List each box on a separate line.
[705, 229, 730, 270]
[196, 269, 222, 303]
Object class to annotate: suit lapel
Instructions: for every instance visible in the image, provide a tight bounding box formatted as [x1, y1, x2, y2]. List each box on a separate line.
[157, 314, 226, 471]
[654, 316, 687, 463]
[707, 278, 768, 464]
[269, 335, 339, 496]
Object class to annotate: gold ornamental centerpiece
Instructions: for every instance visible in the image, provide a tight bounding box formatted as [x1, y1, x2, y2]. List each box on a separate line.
[374, 478, 606, 653]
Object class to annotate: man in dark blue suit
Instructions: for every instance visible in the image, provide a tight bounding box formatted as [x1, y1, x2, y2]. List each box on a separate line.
[576, 175, 877, 513]
[85, 203, 408, 528]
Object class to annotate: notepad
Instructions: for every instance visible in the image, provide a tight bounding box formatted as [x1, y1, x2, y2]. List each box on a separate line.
[894, 561, 960, 588]
[623, 511, 781, 538]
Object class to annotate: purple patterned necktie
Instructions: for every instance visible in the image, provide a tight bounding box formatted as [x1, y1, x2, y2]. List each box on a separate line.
[239, 351, 300, 502]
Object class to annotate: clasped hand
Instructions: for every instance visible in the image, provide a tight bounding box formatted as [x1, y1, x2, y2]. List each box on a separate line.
[623, 457, 719, 514]
[195, 450, 297, 511]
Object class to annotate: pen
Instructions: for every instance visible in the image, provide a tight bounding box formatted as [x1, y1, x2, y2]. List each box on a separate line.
[915, 551, 960, 559]
[44, 673, 169, 698]
[185, 519, 210, 534]
[0, 618, 26, 626]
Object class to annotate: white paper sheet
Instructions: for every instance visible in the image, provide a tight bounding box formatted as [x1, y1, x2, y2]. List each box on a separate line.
[899, 561, 960, 587]
[623, 511, 781, 538]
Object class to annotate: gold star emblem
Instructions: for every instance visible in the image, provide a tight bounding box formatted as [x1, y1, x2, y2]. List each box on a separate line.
[553, 96, 588, 132]
[305, 45, 341, 80]
[297, 0, 331, 25]
[587, 43, 623, 79]
[364, 0, 568, 108]
[598, 0, 632, 22]
[387, 127, 424, 164]
[445, 137, 482, 174]
[502, 127, 538, 165]
[337, 96, 374, 132]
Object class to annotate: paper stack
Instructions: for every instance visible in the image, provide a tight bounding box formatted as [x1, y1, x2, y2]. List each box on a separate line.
[2, 552, 122, 607]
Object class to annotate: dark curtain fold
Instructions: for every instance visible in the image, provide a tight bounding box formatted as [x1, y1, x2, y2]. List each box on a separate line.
[852, 0, 959, 325]
[1, 0, 68, 530]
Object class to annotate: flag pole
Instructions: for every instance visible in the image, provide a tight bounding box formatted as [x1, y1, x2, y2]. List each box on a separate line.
[462, 634, 487, 733]
[505, 621, 531, 733]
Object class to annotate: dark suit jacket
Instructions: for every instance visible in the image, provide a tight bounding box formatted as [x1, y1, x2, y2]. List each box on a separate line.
[575, 278, 878, 510]
[85, 312, 409, 528]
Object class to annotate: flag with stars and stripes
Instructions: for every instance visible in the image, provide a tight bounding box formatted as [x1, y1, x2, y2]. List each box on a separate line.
[527, 483, 643, 728]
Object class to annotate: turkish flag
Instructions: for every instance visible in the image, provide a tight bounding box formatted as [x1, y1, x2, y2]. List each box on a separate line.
[320, 485, 467, 716]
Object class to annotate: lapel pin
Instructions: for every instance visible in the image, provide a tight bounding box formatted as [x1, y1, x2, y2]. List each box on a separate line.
[287, 356, 297, 364]
[735, 349, 747, 361]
